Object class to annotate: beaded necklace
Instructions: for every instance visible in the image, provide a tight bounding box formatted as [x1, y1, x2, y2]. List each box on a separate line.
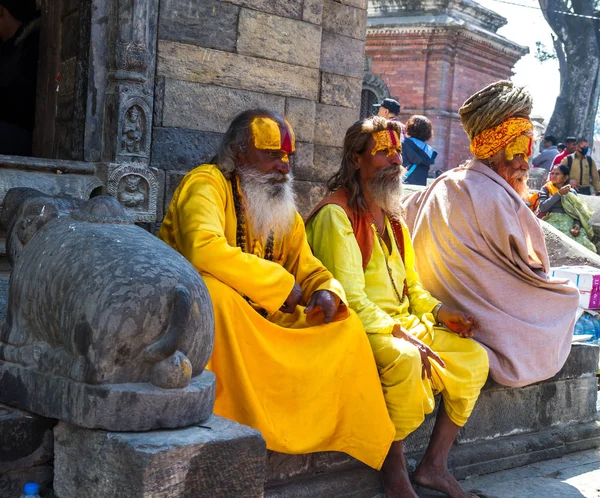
[367, 206, 407, 305]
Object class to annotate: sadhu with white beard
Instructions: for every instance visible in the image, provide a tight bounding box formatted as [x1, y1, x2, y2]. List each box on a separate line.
[404, 81, 579, 389]
[306, 117, 489, 498]
[159, 110, 395, 469]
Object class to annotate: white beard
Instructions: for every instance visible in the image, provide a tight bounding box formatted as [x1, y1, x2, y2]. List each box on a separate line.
[237, 166, 297, 240]
[367, 165, 404, 221]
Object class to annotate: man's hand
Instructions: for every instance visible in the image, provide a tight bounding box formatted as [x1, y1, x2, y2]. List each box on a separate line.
[304, 290, 341, 325]
[437, 305, 478, 338]
[392, 325, 445, 379]
[281, 282, 302, 314]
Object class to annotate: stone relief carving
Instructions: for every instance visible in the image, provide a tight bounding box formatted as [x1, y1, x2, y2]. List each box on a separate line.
[0, 189, 215, 431]
[117, 100, 151, 160]
[121, 105, 144, 154]
[107, 164, 157, 221]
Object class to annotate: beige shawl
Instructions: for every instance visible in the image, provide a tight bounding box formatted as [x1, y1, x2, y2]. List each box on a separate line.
[404, 161, 579, 387]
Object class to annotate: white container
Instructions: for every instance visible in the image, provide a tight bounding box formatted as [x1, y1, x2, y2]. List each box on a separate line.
[551, 265, 600, 309]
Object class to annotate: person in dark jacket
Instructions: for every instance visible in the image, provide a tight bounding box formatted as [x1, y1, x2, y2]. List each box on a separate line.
[0, 0, 40, 156]
[402, 115, 437, 186]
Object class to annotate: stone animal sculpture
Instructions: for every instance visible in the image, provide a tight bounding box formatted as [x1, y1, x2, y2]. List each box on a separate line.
[0, 188, 215, 430]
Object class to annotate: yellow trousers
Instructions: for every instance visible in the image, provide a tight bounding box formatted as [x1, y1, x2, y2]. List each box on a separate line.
[368, 324, 489, 440]
[204, 275, 396, 470]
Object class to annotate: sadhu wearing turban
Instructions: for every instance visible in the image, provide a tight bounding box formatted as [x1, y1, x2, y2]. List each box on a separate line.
[404, 81, 579, 388]
[159, 109, 396, 471]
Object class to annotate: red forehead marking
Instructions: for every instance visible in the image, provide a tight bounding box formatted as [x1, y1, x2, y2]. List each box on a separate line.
[281, 127, 293, 154]
[388, 129, 397, 148]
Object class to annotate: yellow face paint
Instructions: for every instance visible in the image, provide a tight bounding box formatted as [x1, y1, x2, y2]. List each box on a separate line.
[371, 129, 402, 157]
[505, 133, 533, 161]
[250, 117, 296, 163]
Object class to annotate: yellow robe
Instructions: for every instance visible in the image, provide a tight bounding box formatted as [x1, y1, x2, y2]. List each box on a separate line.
[306, 205, 489, 440]
[159, 165, 395, 469]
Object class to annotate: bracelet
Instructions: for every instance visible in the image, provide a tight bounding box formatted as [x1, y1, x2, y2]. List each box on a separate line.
[431, 303, 443, 323]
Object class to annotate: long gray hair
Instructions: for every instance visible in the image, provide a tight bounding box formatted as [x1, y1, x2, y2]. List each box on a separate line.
[211, 109, 286, 178]
[327, 116, 402, 212]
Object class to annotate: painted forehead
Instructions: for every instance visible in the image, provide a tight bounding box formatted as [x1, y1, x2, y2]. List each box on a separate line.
[371, 128, 401, 157]
[250, 117, 296, 154]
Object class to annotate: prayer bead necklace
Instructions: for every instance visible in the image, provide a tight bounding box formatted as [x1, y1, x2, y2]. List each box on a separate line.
[368, 207, 406, 306]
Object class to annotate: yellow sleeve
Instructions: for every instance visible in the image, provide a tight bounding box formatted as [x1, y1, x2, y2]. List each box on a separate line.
[401, 224, 440, 318]
[170, 169, 294, 314]
[306, 204, 396, 334]
[284, 213, 348, 306]
[591, 159, 600, 192]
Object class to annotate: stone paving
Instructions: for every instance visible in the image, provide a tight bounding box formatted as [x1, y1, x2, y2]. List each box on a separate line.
[415, 448, 600, 498]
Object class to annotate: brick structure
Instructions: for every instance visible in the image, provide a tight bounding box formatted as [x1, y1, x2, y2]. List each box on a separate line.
[366, 0, 528, 172]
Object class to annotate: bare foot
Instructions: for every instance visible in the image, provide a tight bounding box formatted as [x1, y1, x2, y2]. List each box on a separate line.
[382, 466, 418, 498]
[413, 463, 478, 498]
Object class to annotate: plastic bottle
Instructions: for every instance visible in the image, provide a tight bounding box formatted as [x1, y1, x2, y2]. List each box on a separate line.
[20, 482, 41, 498]
[578, 314, 596, 342]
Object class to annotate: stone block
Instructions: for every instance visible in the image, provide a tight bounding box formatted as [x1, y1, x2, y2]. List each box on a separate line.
[151, 127, 222, 171]
[303, 0, 323, 24]
[292, 142, 315, 182]
[457, 384, 540, 443]
[319, 31, 365, 78]
[538, 377, 599, 427]
[265, 467, 381, 497]
[285, 98, 316, 143]
[162, 80, 286, 133]
[337, 0, 367, 8]
[295, 180, 327, 218]
[238, 9, 321, 68]
[549, 343, 599, 381]
[310, 451, 359, 472]
[158, 41, 319, 100]
[320, 72, 362, 108]
[158, 0, 239, 51]
[0, 364, 216, 431]
[543, 221, 600, 267]
[309, 144, 342, 182]
[226, 0, 303, 18]
[314, 103, 359, 147]
[266, 452, 311, 483]
[54, 415, 266, 498]
[321, 0, 367, 40]
[0, 405, 54, 498]
[165, 171, 188, 213]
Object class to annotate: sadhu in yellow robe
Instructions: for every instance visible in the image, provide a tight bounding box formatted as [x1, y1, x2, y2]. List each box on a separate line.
[307, 202, 489, 440]
[159, 164, 395, 469]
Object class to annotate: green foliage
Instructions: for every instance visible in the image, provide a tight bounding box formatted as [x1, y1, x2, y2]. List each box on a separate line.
[535, 41, 557, 62]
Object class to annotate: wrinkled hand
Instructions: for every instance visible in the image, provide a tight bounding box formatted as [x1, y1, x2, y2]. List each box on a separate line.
[437, 305, 478, 338]
[281, 282, 302, 314]
[304, 290, 341, 325]
[558, 184, 571, 196]
[392, 325, 445, 379]
[570, 225, 581, 237]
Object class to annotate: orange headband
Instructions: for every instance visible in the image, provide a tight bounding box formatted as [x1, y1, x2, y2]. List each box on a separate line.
[470, 117, 533, 159]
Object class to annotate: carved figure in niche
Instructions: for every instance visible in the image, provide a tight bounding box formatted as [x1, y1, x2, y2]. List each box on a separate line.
[118, 174, 146, 209]
[122, 105, 143, 153]
[0, 189, 215, 430]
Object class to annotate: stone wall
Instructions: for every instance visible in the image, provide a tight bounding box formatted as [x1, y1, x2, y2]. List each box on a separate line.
[152, 0, 368, 217]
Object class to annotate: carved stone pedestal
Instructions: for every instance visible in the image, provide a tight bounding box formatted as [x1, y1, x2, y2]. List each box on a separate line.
[53, 415, 266, 498]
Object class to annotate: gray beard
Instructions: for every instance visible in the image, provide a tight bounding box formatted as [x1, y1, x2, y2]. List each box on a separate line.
[237, 166, 297, 240]
[367, 166, 404, 221]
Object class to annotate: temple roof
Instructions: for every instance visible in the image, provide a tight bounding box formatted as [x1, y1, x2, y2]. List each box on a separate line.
[368, 0, 527, 54]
